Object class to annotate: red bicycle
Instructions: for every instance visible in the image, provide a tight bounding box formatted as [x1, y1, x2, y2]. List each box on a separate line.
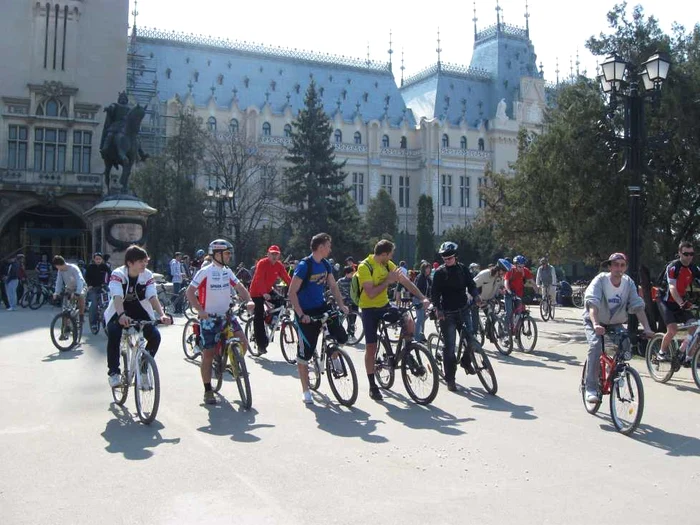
[580, 327, 645, 435]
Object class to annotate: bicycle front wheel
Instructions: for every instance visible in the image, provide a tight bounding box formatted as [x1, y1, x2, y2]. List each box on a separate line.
[182, 318, 201, 360]
[572, 291, 584, 309]
[549, 301, 556, 321]
[691, 347, 700, 390]
[539, 300, 550, 322]
[493, 318, 513, 356]
[134, 352, 160, 424]
[326, 348, 358, 406]
[581, 360, 601, 415]
[470, 343, 498, 395]
[610, 366, 644, 435]
[427, 333, 445, 379]
[342, 314, 364, 345]
[517, 316, 538, 353]
[401, 343, 439, 405]
[308, 355, 321, 391]
[29, 287, 44, 310]
[244, 319, 262, 357]
[112, 350, 129, 405]
[279, 319, 298, 364]
[211, 351, 224, 393]
[374, 342, 395, 390]
[645, 333, 675, 383]
[50, 313, 77, 351]
[228, 343, 252, 410]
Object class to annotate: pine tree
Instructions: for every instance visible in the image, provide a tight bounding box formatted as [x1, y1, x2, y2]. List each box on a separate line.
[415, 194, 435, 265]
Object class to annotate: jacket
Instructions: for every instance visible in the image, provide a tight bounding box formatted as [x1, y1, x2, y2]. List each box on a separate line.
[583, 272, 645, 325]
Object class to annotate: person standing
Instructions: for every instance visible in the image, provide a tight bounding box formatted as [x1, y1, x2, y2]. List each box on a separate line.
[336, 266, 359, 337]
[4, 255, 21, 311]
[85, 252, 111, 332]
[35, 254, 52, 286]
[169, 252, 183, 313]
[413, 262, 433, 342]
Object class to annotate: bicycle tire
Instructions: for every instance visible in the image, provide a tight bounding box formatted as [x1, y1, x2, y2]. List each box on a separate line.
[427, 333, 445, 379]
[134, 352, 160, 424]
[228, 343, 252, 410]
[493, 317, 513, 356]
[182, 318, 201, 360]
[244, 319, 263, 357]
[308, 355, 321, 391]
[474, 315, 485, 347]
[549, 301, 556, 321]
[645, 333, 675, 383]
[581, 360, 602, 415]
[326, 348, 358, 407]
[29, 288, 43, 310]
[517, 316, 538, 353]
[469, 342, 498, 395]
[211, 351, 224, 393]
[279, 319, 298, 364]
[610, 365, 644, 435]
[401, 342, 439, 405]
[539, 300, 550, 322]
[50, 313, 77, 351]
[374, 341, 395, 390]
[19, 289, 31, 308]
[183, 298, 197, 320]
[572, 291, 584, 309]
[342, 314, 364, 345]
[691, 347, 700, 390]
[112, 350, 129, 405]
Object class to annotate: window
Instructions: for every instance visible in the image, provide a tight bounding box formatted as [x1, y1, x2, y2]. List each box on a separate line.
[442, 134, 449, 148]
[352, 172, 364, 205]
[478, 138, 485, 151]
[478, 177, 487, 208]
[284, 124, 292, 137]
[400, 136, 407, 149]
[262, 121, 271, 136]
[72, 131, 92, 173]
[229, 118, 239, 134]
[382, 134, 389, 148]
[459, 175, 470, 208]
[7, 125, 28, 169]
[334, 129, 342, 143]
[261, 166, 276, 196]
[399, 175, 410, 208]
[381, 174, 392, 196]
[34, 128, 67, 172]
[441, 174, 452, 206]
[46, 99, 59, 117]
[207, 116, 217, 132]
[460, 136, 467, 149]
[354, 131, 361, 145]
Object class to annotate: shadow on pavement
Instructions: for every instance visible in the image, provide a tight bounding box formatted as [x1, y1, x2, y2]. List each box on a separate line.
[377, 389, 473, 435]
[101, 404, 181, 460]
[456, 387, 538, 420]
[42, 346, 84, 362]
[197, 399, 274, 443]
[531, 349, 580, 367]
[307, 395, 388, 443]
[490, 351, 565, 371]
[250, 355, 298, 378]
[599, 420, 700, 456]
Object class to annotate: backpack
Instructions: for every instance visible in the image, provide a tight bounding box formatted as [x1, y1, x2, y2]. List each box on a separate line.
[652, 259, 682, 301]
[350, 261, 373, 306]
[299, 255, 333, 290]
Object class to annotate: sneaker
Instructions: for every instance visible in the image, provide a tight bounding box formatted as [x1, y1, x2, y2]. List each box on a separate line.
[108, 373, 122, 388]
[303, 390, 313, 404]
[7, 307, 15, 311]
[369, 387, 383, 401]
[91, 324, 98, 333]
[332, 356, 344, 374]
[447, 380, 457, 392]
[204, 390, 217, 405]
[258, 347, 268, 355]
[585, 389, 600, 403]
[139, 368, 151, 390]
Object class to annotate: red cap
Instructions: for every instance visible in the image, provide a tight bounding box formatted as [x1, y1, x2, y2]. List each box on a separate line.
[268, 245, 281, 254]
[432, 262, 439, 269]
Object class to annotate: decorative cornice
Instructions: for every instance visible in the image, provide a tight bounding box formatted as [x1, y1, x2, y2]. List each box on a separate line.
[475, 23, 529, 44]
[402, 62, 491, 89]
[27, 81, 79, 97]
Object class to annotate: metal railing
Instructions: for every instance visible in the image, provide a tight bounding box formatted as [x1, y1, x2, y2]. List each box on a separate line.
[0, 169, 102, 194]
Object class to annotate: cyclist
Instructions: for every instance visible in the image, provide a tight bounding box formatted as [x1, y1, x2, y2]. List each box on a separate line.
[469, 262, 481, 277]
[474, 259, 510, 302]
[35, 253, 52, 286]
[186, 239, 254, 405]
[583, 253, 654, 403]
[536, 257, 558, 309]
[431, 242, 482, 392]
[357, 239, 430, 401]
[337, 266, 359, 337]
[249, 245, 292, 355]
[85, 252, 111, 333]
[104, 245, 172, 388]
[190, 249, 206, 273]
[52, 255, 87, 325]
[413, 262, 433, 342]
[504, 255, 536, 331]
[288, 232, 349, 404]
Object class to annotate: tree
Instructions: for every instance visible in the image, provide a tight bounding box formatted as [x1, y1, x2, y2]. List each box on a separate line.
[415, 194, 435, 265]
[365, 188, 398, 249]
[441, 219, 511, 266]
[283, 80, 366, 259]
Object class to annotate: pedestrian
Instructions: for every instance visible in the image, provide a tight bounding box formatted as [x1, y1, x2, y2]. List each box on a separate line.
[4, 255, 21, 311]
[413, 262, 433, 342]
[35, 253, 52, 285]
[169, 252, 183, 313]
[85, 252, 111, 332]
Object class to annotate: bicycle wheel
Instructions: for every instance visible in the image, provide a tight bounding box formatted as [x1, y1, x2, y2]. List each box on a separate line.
[211, 351, 224, 393]
[342, 313, 364, 345]
[326, 348, 358, 407]
[427, 333, 445, 379]
[469, 342, 498, 395]
[493, 318, 513, 356]
[134, 352, 160, 424]
[112, 350, 129, 405]
[645, 334, 675, 383]
[401, 342, 439, 405]
[244, 319, 262, 357]
[517, 316, 538, 353]
[539, 300, 550, 322]
[474, 315, 485, 347]
[279, 319, 298, 364]
[19, 289, 31, 308]
[308, 355, 321, 391]
[182, 318, 201, 360]
[572, 291, 584, 309]
[691, 347, 700, 390]
[29, 287, 43, 310]
[581, 360, 602, 415]
[374, 341, 395, 390]
[610, 366, 644, 435]
[50, 313, 77, 351]
[549, 301, 556, 321]
[184, 298, 197, 320]
[228, 343, 252, 410]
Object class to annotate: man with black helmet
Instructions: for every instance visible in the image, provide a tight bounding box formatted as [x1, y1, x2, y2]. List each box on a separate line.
[85, 252, 111, 332]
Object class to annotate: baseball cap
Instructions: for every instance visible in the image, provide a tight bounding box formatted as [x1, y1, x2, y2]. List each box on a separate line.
[604, 252, 627, 266]
[268, 245, 281, 254]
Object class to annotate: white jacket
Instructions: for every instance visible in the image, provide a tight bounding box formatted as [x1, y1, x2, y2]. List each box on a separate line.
[104, 265, 158, 323]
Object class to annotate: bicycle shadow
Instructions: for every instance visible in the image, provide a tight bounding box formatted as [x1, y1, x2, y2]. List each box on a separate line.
[599, 420, 700, 456]
[251, 355, 298, 377]
[489, 351, 565, 371]
[197, 399, 275, 443]
[530, 348, 580, 367]
[377, 389, 473, 435]
[307, 394, 388, 443]
[42, 345, 84, 362]
[455, 387, 538, 420]
[101, 405, 181, 460]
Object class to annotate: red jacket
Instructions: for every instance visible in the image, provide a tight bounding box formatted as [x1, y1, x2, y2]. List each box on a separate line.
[249, 257, 291, 297]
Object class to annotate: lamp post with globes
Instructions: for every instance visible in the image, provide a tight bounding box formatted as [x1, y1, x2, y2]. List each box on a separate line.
[203, 184, 234, 238]
[598, 51, 671, 348]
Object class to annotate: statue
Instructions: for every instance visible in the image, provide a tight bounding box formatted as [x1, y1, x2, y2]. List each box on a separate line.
[100, 92, 149, 195]
[496, 98, 508, 121]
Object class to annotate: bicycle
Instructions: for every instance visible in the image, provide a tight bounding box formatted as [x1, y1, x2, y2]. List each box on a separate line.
[87, 286, 109, 335]
[503, 296, 538, 354]
[182, 300, 251, 361]
[571, 280, 588, 309]
[111, 318, 170, 424]
[49, 292, 83, 351]
[427, 308, 498, 394]
[244, 295, 298, 364]
[304, 310, 359, 407]
[477, 299, 512, 355]
[580, 326, 645, 435]
[29, 280, 53, 310]
[538, 286, 556, 322]
[373, 307, 439, 404]
[646, 320, 700, 389]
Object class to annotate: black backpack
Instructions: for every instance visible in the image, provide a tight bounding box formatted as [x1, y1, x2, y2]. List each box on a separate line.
[654, 259, 682, 297]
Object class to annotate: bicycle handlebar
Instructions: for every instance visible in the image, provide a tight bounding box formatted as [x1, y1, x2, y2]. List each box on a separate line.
[124, 314, 173, 328]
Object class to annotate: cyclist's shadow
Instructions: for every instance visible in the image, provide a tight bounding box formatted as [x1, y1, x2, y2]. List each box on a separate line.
[377, 390, 473, 435]
[456, 387, 538, 420]
[601, 421, 700, 456]
[197, 399, 275, 443]
[42, 345, 84, 362]
[101, 405, 181, 460]
[307, 393, 388, 444]
[250, 355, 298, 378]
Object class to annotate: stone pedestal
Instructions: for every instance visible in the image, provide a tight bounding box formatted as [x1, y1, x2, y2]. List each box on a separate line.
[84, 195, 157, 267]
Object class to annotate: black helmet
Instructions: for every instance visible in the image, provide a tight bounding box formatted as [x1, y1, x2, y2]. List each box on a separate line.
[438, 241, 458, 258]
[208, 239, 233, 255]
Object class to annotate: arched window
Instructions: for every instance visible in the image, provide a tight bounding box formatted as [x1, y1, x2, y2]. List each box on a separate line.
[262, 122, 271, 136]
[284, 124, 292, 137]
[382, 134, 389, 148]
[460, 136, 467, 149]
[400, 136, 407, 149]
[207, 116, 217, 132]
[478, 138, 485, 151]
[46, 99, 59, 117]
[229, 118, 239, 134]
[442, 134, 449, 148]
[334, 129, 342, 143]
[354, 131, 362, 145]
[165, 68, 172, 79]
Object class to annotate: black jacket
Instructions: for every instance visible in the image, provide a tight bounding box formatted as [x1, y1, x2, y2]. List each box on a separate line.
[85, 262, 111, 288]
[431, 262, 479, 311]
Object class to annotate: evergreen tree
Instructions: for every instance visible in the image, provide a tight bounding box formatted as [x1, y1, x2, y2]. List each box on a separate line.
[415, 194, 435, 265]
[365, 188, 398, 250]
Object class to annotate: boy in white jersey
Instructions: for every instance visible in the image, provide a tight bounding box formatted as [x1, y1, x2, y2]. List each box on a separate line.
[187, 239, 255, 405]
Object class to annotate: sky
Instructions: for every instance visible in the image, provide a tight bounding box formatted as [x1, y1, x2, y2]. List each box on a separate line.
[128, 0, 699, 84]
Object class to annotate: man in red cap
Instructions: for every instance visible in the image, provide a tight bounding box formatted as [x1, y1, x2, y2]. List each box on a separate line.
[249, 245, 292, 354]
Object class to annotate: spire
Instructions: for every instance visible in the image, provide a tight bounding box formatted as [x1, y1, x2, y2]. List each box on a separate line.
[569, 56, 574, 80]
[555, 57, 560, 85]
[400, 48, 405, 87]
[388, 30, 393, 73]
[473, 1, 478, 39]
[496, 0, 502, 31]
[525, 0, 530, 37]
[436, 27, 442, 71]
[366, 42, 371, 68]
[576, 48, 580, 76]
[130, 0, 139, 46]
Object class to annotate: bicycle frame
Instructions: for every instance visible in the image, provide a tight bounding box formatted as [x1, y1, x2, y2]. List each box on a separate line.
[599, 330, 631, 395]
[121, 325, 152, 387]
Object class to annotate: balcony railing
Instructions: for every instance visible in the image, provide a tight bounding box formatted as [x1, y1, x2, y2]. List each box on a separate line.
[0, 169, 103, 194]
[440, 147, 491, 159]
[380, 147, 422, 158]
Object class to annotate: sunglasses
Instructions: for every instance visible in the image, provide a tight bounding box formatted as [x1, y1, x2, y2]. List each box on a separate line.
[682, 252, 695, 257]
[442, 255, 455, 261]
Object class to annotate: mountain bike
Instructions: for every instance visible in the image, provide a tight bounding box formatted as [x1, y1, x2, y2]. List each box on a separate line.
[111, 318, 170, 424]
[646, 321, 700, 389]
[305, 310, 358, 407]
[182, 301, 251, 361]
[340, 308, 364, 345]
[208, 309, 252, 410]
[245, 295, 297, 364]
[478, 299, 512, 355]
[374, 307, 439, 404]
[580, 327, 645, 435]
[87, 286, 109, 335]
[49, 292, 82, 351]
[29, 280, 53, 310]
[571, 280, 588, 309]
[539, 286, 556, 322]
[509, 296, 538, 353]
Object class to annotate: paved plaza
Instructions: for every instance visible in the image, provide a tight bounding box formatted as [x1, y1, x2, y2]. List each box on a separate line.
[1, 305, 699, 524]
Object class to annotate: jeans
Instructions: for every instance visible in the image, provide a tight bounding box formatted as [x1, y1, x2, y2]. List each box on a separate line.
[438, 306, 472, 382]
[414, 304, 426, 341]
[171, 282, 182, 313]
[6, 279, 19, 309]
[106, 315, 161, 375]
[505, 294, 514, 330]
[87, 287, 102, 327]
[583, 322, 628, 391]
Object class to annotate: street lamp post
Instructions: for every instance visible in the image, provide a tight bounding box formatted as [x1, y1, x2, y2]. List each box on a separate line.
[205, 184, 234, 238]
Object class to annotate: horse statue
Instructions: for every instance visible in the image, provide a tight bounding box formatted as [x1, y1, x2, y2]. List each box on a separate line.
[101, 94, 148, 195]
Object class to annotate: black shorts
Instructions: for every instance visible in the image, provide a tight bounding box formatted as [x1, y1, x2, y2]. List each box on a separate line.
[361, 305, 402, 345]
[658, 300, 695, 326]
[295, 306, 347, 362]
